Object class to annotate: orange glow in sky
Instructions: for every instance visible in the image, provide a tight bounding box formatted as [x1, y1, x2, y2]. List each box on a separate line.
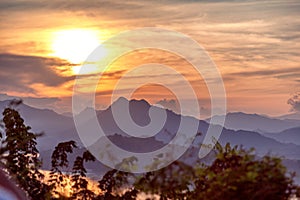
[0, 0, 299, 116]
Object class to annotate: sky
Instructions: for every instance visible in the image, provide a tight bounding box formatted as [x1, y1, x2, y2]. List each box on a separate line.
[0, 0, 300, 118]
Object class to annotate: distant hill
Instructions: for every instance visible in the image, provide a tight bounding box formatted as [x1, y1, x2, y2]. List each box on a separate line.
[263, 127, 300, 146]
[277, 112, 300, 120]
[80, 98, 300, 160]
[0, 100, 81, 150]
[1, 98, 300, 179]
[206, 112, 300, 133]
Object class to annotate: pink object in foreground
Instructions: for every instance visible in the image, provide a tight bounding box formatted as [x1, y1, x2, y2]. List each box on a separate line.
[0, 169, 27, 200]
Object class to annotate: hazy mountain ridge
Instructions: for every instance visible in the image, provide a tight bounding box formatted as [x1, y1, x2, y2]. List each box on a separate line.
[1, 98, 299, 159]
[278, 112, 300, 120]
[95, 98, 300, 160]
[206, 112, 300, 133]
[0, 100, 81, 150]
[262, 127, 300, 146]
[0, 98, 300, 181]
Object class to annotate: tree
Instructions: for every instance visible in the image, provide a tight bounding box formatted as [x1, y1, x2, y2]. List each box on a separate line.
[49, 140, 77, 198]
[0, 101, 50, 199]
[71, 151, 96, 200]
[135, 161, 194, 199]
[134, 143, 297, 200]
[98, 169, 137, 200]
[190, 143, 296, 200]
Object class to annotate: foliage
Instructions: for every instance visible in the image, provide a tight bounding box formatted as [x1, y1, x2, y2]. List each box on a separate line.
[49, 140, 77, 198]
[71, 151, 96, 200]
[98, 169, 137, 200]
[0, 100, 51, 199]
[135, 161, 194, 199]
[190, 142, 296, 200]
[134, 143, 297, 200]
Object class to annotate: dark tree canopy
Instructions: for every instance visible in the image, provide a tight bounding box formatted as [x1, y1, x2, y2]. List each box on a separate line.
[0, 105, 50, 199]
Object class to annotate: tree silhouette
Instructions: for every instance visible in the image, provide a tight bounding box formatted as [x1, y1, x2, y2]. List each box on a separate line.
[135, 161, 194, 199]
[190, 143, 296, 200]
[71, 151, 96, 199]
[98, 169, 137, 199]
[0, 101, 50, 199]
[49, 140, 77, 198]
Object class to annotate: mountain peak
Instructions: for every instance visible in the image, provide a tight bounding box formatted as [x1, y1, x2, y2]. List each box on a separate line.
[111, 97, 150, 108]
[109, 97, 128, 108]
[115, 96, 128, 103]
[129, 98, 150, 107]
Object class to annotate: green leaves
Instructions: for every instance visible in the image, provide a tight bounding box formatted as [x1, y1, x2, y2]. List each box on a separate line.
[190, 143, 295, 200]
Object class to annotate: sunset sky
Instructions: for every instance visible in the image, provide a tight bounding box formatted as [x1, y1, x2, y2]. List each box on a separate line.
[0, 0, 299, 118]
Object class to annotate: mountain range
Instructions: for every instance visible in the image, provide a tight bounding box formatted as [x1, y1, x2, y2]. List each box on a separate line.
[206, 112, 300, 133]
[0, 98, 299, 181]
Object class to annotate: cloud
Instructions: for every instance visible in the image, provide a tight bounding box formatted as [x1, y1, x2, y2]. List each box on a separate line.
[0, 0, 300, 117]
[0, 0, 164, 21]
[0, 53, 74, 94]
[0, 93, 60, 108]
[101, 70, 127, 80]
[287, 92, 300, 112]
[226, 67, 300, 82]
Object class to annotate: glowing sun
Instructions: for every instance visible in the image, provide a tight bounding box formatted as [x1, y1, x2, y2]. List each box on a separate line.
[51, 29, 106, 64]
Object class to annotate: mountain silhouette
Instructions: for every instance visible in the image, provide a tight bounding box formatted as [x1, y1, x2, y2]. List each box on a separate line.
[207, 112, 300, 133]
[1, 98, 299, 180]
[263, 126, 300, 146]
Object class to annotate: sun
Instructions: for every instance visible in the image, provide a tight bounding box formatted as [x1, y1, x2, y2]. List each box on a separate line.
[51, 29, 106, 65]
